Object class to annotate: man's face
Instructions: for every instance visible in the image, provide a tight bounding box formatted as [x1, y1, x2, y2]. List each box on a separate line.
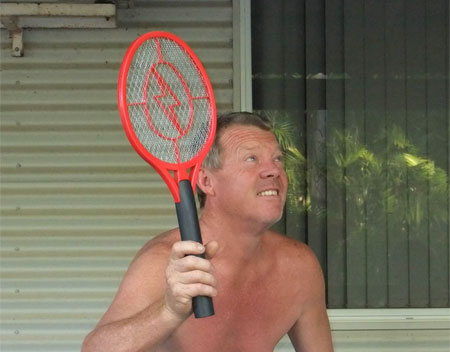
[209, 125, 288, 227]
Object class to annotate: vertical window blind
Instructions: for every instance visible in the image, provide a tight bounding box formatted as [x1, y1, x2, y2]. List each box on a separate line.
[251, 0, 449, 308]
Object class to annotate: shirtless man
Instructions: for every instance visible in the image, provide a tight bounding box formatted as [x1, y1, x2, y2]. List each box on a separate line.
[82, 112, 333, 351]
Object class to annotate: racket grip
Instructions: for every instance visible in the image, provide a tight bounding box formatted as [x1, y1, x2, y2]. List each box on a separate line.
[175, 180, 215, 319]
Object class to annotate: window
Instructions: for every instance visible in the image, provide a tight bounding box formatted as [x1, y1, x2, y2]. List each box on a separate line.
[251, 0, 449, 308]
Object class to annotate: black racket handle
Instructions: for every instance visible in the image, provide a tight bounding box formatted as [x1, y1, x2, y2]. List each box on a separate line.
[175, 180, 215, 319]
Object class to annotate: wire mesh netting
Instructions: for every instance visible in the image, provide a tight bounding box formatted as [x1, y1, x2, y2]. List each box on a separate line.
[126, 37, 213, 164]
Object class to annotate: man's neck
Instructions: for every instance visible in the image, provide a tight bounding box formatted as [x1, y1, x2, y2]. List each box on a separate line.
[198, 207, 269, 264]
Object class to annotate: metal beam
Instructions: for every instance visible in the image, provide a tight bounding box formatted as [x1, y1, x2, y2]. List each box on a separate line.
[0, 2, 116, 56]
[0, 3, 116, 17]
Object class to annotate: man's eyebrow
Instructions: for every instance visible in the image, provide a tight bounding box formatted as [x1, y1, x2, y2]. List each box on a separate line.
[238, 144, 283, 155]
[239, 145, 259, 151]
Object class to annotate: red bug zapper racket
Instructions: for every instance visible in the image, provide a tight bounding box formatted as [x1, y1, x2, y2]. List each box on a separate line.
[118, 31, 216, 318]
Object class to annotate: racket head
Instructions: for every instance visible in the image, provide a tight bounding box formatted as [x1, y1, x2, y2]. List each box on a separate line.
[118, 31, 216, 202]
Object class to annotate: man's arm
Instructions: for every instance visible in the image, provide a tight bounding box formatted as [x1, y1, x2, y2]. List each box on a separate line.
[82, 239, 218, 352]
[82, 297, 183, 352]
[288, 249, 333, 352]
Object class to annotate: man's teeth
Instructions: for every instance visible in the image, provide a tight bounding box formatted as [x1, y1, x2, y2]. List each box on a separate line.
[258, 190, 278, 196]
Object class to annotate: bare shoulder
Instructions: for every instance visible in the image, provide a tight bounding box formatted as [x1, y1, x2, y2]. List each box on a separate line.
[264, 231, 320, 268]
[264, 233, 332, 350]
[263, 231, 327, 317]
[263, 231, 325, 291]
[119, 228, 180, 289]
[133, 228, 179, 264]
[97, 229, 179, 325]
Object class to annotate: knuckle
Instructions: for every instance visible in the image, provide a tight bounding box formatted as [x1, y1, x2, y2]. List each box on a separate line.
[166, 276, 176, 288]
[166, 265, 177, 279]
[172, 259, 184, 272]
[171, 284, 184, 297]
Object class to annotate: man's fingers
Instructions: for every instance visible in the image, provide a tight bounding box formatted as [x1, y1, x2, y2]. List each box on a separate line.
[175, 270, 216, 286]
[172, 255, 212, 272]
[164, 240, 218, 319]
[170, 281, 218, 299]
[170, 240, 205, 260]
[170, 240, 220, 260]
[183, 283, 218, 298]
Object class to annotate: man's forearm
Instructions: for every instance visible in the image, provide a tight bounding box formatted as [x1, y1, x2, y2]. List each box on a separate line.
[82, 300, 184, 352]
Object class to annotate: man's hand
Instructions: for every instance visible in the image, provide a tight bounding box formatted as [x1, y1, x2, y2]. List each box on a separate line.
[164, 240, 219, 320]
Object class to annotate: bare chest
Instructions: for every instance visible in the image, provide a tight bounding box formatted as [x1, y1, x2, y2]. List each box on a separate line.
[161, 271, 301, 352]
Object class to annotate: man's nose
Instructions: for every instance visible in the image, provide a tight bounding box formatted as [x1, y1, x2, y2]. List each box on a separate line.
[260, 160, 281, 178]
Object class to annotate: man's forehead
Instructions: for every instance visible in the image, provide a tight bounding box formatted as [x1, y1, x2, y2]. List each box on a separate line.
[219, 125, 280, 151]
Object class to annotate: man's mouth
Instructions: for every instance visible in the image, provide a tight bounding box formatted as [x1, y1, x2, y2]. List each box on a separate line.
[257, 189, 279, 197]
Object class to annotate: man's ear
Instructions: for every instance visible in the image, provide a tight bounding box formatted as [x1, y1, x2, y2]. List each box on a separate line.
[197, 168, 215, 196]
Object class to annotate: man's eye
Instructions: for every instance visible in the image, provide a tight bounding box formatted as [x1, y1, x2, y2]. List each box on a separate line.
[246, 155, 256, 162]
[275, 155, 283, 163]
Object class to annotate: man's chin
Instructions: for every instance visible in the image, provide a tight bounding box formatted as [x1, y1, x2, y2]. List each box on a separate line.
[260, 209, 284, 227]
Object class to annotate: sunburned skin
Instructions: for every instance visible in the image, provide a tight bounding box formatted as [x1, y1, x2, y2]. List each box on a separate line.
[150, 126, 326, 351]
[149, 228, 321, 352]
[82, 122, 333, 352]
[205, 126, 288, 232]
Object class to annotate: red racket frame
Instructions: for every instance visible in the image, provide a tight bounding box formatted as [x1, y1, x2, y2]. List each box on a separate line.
[117, 31, 216, 203]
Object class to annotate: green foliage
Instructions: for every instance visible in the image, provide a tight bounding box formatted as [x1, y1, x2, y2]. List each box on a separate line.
[263, 110, 448, 232]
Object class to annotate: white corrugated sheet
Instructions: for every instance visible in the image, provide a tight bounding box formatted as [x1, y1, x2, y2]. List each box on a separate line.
[1, 1, 233, 351]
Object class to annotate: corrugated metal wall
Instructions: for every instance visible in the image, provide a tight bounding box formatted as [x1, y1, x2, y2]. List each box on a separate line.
[0, 1, 234, 351]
